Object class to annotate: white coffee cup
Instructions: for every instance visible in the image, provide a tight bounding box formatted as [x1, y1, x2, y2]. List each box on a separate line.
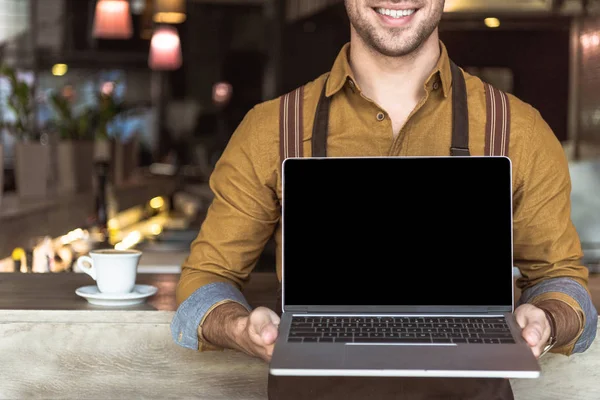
[77, 249, 142, 294]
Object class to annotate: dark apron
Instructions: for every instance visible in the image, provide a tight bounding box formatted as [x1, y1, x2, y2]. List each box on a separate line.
[270, 61, 514, 400]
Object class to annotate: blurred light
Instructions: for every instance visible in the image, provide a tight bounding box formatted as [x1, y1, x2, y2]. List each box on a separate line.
[52, 64, 68, 77]
[149, 163, 177, 176]
[149, 196, 165, 209]
[443, 0, 459, 12]
[213, 82, 233, 106]
[11, 248, 26, 273]
[57, 247, 73, 270]
[107, 218, 119, 230]
[150, 224, 163, 236]
[12, 248, 24, 261]
[60, 228, 87, 245]
[149, 26, 182, 70]
[131, 0, 146, 14]
[154, 0, 186, 24]
[594, 109, 600, 124]
[115, 231, 142, 250]
[581, 32, 600, 49]
[101, 81, 115, 95]
[93, 0, 133, 39]
[484, 18, 500, 28]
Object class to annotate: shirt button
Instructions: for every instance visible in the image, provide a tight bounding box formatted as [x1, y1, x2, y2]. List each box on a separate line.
[376, 112, 385, 121]
[433, 81, 440, 90]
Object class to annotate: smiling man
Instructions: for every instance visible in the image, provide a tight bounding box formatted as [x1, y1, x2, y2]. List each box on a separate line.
[171, 0, 597, 370]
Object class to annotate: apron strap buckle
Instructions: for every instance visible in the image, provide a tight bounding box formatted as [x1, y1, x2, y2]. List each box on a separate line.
[450, 147, 470, 157]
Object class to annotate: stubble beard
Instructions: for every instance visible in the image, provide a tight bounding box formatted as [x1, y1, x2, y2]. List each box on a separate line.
[347, 4, 442, 58]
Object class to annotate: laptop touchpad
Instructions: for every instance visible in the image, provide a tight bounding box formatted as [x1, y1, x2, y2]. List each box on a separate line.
[344, 344, 457, 370]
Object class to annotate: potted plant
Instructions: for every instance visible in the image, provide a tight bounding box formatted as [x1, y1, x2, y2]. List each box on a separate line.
[0, 65, 49, 199]
[48, 90, 95, 193]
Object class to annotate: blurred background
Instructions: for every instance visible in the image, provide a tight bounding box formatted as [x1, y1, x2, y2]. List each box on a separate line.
[0, 0, 599, 275]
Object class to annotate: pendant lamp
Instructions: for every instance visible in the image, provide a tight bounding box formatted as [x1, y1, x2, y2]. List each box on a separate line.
[154, 0, 186, 24]
[149, 25, 182, 70]
[93, 0, 133, 39]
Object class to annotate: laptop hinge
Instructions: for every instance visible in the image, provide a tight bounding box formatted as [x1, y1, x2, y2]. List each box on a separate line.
[284, 307, 308, 314]
[488, 307, 511, 313]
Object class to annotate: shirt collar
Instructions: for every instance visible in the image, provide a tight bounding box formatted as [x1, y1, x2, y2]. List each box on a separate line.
[325, 41, 452, 98]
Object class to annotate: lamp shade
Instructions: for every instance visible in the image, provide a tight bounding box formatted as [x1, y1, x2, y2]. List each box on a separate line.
[149, 26, 182, 70]
[154, 0, 186, 24]
[93, 0, 133, 39]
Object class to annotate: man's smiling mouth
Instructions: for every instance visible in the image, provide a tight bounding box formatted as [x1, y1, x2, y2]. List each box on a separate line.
[374, 8, 417, 19]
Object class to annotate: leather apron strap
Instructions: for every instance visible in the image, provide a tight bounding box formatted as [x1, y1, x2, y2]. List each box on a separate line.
[449, 61, 470, 156]
[312, 82, 331, 158]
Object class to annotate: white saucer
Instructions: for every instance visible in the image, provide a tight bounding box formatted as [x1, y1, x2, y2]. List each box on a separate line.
[75, 284, 158, 306]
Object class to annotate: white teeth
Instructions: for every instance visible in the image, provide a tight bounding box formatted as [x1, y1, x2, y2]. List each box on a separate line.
[376, 8, 416, 18]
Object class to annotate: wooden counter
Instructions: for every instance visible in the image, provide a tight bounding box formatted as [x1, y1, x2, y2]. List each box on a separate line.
[0, 273, 179, 311]
[0, 271, 599, 399]
[0, 272, 279, 312]
[2, 271, 599, 314]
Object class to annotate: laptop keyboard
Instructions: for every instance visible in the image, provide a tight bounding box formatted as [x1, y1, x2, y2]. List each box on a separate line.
[287, 316, 515, 344]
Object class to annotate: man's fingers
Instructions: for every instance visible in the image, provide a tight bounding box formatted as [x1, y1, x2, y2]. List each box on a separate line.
[248, 307, 276, 332]
[261, 312, 281, 361]
[268, 309, 281, 326]
[265, 343, 275, 359]
[514, 304, 551, 359]
[515, 312, 528, 329]
[522, 323, 544, 347]
[234, 307, 281, 362]
[514, 307, 528, 329]
[257, 346, 275, 363]
[260, 323, 279, 345]
[515, 304, 548, 343]
[248, 307, 280, 346]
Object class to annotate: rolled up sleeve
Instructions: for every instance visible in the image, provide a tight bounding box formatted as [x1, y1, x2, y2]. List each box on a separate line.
[171, 282, 252, 350]
[172, 106, 280, 351]
[513, 107, 597, 355]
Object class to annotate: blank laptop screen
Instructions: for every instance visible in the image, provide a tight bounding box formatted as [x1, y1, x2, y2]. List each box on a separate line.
[282, 157, 513, 308]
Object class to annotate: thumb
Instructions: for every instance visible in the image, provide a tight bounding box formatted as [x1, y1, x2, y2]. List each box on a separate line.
[249, 307, 281, 345]
[522, 323, 542, 347]
[515, 305, 543, 347]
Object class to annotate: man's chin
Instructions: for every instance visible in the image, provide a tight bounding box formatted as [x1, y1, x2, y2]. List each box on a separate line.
[369, 41, 420, 58]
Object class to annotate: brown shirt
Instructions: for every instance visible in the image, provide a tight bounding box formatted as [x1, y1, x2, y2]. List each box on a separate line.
[176, 41, 588, 355]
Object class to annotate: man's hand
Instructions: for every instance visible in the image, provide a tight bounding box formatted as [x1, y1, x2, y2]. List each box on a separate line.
[233, 306, 281, 362]
[202, 303, 280, 363]
[514, 303, 551, 358]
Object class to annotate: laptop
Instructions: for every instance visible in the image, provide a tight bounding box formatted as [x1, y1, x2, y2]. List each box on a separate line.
[269, 156, 541, 379]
